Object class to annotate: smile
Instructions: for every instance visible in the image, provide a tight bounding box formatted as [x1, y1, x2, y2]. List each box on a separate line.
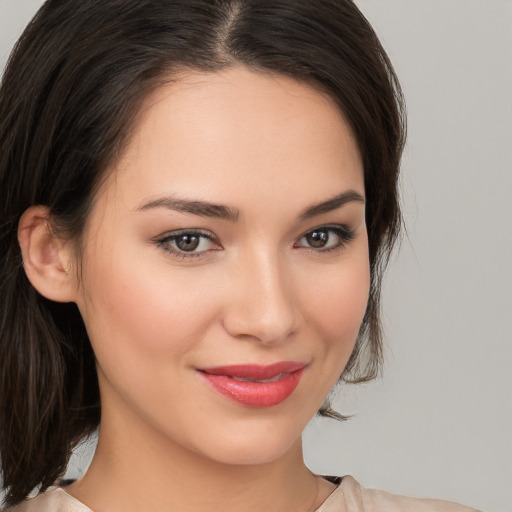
[197, 361, 307, 407]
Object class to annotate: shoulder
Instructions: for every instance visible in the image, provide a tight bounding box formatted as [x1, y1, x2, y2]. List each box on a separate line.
[321, 475, 481, 512]
[2, 488, 91, 512]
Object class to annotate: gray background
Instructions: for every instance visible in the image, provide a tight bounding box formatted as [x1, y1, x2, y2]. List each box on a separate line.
[1, 1, 511, 511]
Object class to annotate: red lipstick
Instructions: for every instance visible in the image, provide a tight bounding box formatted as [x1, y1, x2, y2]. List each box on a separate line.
[198, 361, 306, 407]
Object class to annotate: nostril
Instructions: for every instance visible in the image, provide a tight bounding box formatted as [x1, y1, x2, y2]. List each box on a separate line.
[220, 262, 299, 344]
[221, 311, 298, 345]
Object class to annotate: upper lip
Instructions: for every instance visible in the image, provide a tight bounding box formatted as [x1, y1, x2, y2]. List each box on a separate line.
[198, 361, 307, 380]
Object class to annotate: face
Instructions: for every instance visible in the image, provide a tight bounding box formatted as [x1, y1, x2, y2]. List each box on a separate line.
[74, 66, 369, 465]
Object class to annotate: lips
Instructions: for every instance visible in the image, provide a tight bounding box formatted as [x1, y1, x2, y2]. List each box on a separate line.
[198, 361, 307, 407]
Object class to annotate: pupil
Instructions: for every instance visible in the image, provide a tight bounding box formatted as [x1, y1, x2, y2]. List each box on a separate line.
[307, 230, 328, 248]
[177, 235, 200, 251]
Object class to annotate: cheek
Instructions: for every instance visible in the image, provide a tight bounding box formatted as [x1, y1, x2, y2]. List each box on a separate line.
[324, 267, 369, 340]
[306, 258, 370, 340]
[300, 248, 370, 379]
[77, 252, 219, 376]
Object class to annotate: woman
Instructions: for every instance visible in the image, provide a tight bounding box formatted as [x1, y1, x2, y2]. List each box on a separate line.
[0, 1, 479, 511]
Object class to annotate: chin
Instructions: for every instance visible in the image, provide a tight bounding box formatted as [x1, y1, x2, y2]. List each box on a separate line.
[188, 416, 306, 467]
[204, 441, 300, 467]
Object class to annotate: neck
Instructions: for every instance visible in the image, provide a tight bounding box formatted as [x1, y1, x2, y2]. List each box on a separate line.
[66, 399, 324, 512]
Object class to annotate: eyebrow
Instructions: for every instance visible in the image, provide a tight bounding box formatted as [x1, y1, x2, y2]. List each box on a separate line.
[138, 197, 240, 222]
[298, 190, 364, 220]
[137, 190, 364, 222]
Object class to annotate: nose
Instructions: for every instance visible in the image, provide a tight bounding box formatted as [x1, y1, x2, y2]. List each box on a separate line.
[222, 250, 299, 345]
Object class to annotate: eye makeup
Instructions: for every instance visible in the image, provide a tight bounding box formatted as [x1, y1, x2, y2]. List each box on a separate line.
[156, 229, 221, 259]
[294, 224, 355, 253]
[154, 223, 356, 260]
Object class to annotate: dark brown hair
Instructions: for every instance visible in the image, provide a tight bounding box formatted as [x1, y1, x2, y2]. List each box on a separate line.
[0, 0, 406, 506]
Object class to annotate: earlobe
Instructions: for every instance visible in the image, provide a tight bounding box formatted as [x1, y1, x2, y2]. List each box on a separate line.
[18, 205, 77, 303]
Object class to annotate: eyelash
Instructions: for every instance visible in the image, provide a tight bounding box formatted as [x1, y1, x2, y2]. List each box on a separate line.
[294, 224, 355, 253]
[156, 229, 220, 260]
[156, 225, 355, 260]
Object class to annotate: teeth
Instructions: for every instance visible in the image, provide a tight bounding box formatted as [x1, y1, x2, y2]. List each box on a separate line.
[231, 373, 284, 383]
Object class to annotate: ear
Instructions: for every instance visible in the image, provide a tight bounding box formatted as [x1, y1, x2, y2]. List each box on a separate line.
[18, 205, 78, 303]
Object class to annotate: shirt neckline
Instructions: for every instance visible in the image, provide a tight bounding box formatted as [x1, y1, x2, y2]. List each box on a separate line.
[54, 476, 347, 512]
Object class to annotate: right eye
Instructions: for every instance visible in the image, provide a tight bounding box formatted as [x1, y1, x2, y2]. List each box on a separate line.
[157, 230, 220, 258]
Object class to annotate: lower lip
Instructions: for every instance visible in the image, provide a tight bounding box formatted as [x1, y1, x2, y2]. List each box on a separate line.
[199, 368, 305, 407]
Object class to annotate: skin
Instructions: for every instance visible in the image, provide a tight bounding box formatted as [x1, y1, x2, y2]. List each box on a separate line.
[20, 66, 369, 512]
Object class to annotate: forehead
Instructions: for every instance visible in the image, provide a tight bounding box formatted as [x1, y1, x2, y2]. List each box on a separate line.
[100, 66, 364, 212]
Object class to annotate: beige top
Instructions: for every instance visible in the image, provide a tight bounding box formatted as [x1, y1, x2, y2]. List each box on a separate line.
[5, 475, 480, 512]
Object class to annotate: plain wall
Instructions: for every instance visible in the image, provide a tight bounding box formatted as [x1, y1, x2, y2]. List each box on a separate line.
[1, 1, 511, 511]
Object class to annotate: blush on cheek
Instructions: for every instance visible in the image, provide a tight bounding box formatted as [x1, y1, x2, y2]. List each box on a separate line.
[91, 278, 199, 357]
[306, 267, 370, 388]
[84, 266, 229, 399]
[308, 263, 369, 332]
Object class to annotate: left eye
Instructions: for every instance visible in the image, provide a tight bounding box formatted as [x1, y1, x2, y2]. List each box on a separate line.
[295, 226, 354, 251]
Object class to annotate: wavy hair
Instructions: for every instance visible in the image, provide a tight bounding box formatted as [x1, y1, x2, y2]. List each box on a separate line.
[0, 0, 406, 506]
